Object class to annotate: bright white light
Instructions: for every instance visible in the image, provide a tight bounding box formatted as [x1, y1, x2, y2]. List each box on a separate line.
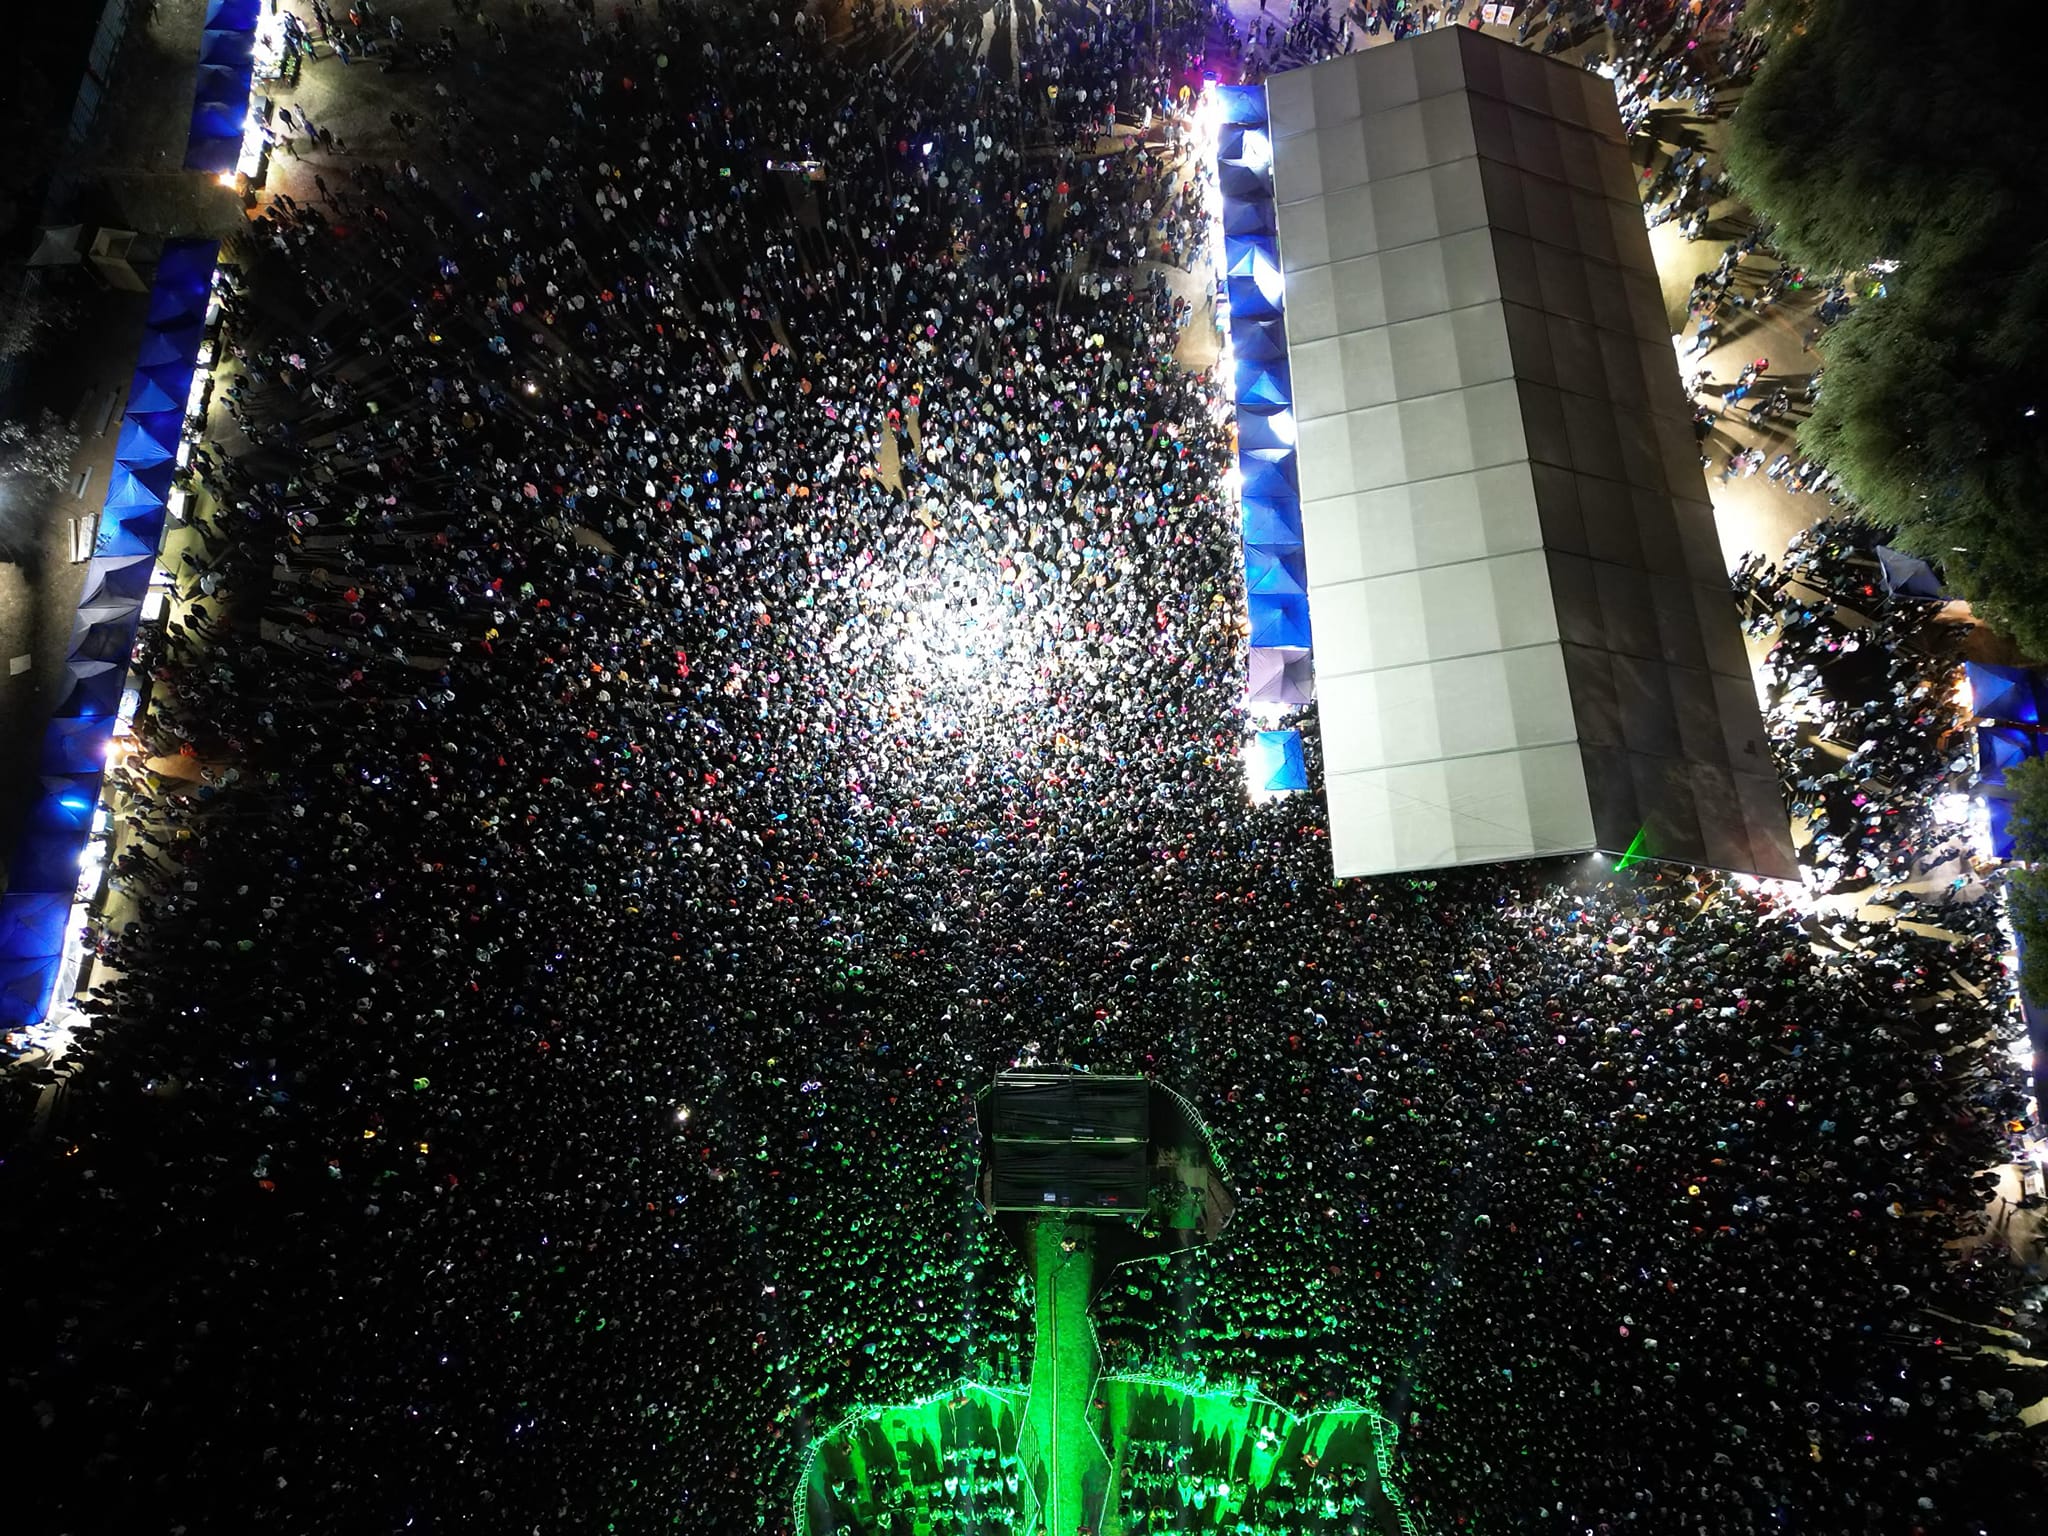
[1240, 129, 1273, 177]
[2008, 1037, 2036, 1069]
[1932, 792, 1973, 827]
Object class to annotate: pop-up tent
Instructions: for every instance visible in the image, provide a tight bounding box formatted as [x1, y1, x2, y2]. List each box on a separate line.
[1874, 545, 1943, 599]
[26, 225, 83, 268]
[1241, 495, 1304, 550]
[1236, 402, 1297, 454]
[1235, 357, 1292, 409]
[1248, 592, 1312, 649]
[51, 657, 128, 720]
[95, 462, 174, 557]
[79, 553, 159, 606]
[39, 715, 118, 778]
[1244, 545, 1307, 596]
[112, 410, 185, 468]
[0, 892, 72, 961]
[125, 362, 195, 416]
[1248, 647, 1315, 705]
[1231, 314, 1288, 364]
[1222, 196, 1277, 237]
[1238, 448, 1298, 504]
[185, 60, 255, 173]
[136, 325, 204, 372]
[0, 954, 67, 1026]
[1976, 724, 2038, 787]
[1248, 729, 1308, 793]
[1967, 663, 2042, 725]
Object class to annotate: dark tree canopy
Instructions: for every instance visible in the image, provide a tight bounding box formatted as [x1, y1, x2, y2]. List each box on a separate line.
[2004, 759, 2048, 1000]
[1800, 252, 2048, 653]
[1725, 1, 2045, 276]
[1727, 0, 2048, 654]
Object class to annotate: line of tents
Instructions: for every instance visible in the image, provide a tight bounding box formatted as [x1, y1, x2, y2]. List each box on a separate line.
[187, 0, 263, 175]
[0, 240, 220, 1045]
[1216, 84, 1309, 794]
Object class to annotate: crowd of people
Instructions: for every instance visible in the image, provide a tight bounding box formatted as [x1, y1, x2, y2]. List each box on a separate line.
[1, 2, 2042, 1535]
[1735, 521, 1978, 898]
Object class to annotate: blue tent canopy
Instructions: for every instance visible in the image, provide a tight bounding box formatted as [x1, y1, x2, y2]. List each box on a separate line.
[1967, 662, 2041, 724]
[53, 659, 127, 719]
[1976, 724, 2038, 786]
[0, 954, 66, 1024]
[1241, 496, 1304, 548]
[1249, 729, 1308, 793]
[1235, 359, 1291, 408]
[199, 25, 257, 64]
[194, 61, 252, 102]
[40, 715, 118, 778]
[1225, 272, 1283, 319]
[1231, 314, 1289, 364]
[1215, 84, 1269, 126]
[1244, 545, 1308, 596]
[1223, 242, 1287, 309]
[136, 325, 204, 370]
[155, 238, 222, 293]
[1238, 451, 1298, 503]
[113, 411, 184, 467]
[1218, 156, 1272, 197]
[1217, 123, 1267, 163]
[146, 274, 211, 327]
[183, 137, 243, 175]
[1224, 232, 1280, 275]
[1222, 198, 1277, 236]
[0, 892, 73, 960]
[1237, 405, 1296, 454]
[71, 594, 145, 630]
[206, 0, 262, 28]
[26, 777, 105, 836]
[1875, 544, 1943, 599]
[139, 359, 198, 404]
[126, 367, 189, 415]
[104, 462, 174, 515]
[188, 96, 248, 137]
[1248, 592, 1312, 649]
[80, 555, 158, 605]
[96, 512, 168, 559]
[67, 614, 140, 665]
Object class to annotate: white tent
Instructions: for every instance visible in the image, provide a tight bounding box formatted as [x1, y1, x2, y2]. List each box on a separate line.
[26, 225, 84, 268]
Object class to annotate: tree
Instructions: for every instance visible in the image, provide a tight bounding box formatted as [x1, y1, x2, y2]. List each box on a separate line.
[2004, 759, 2048, 1004]
[0, 272, 84, 361]
[1725, 0, 2048, 655]
[1798, 249, 2048, 653]
[1725, 1, 2045, 278]
[0, 409, 79, 498]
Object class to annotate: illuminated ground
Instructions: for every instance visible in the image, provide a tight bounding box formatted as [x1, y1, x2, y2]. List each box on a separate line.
[801, 1213, 1415, 1535]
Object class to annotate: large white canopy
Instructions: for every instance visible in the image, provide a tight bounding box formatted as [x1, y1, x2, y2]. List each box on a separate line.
[1264, 32, 1795, 880]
